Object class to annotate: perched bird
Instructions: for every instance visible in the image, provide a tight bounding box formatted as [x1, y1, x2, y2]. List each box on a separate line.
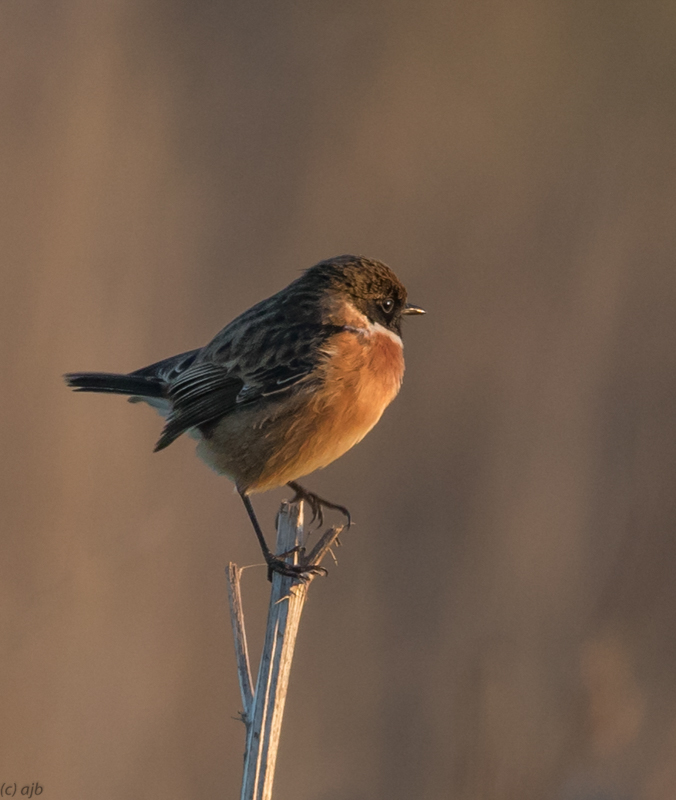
[65, 255, 424, 576]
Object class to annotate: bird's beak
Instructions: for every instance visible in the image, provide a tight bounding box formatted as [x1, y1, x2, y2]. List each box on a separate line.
[402, 303, 425, 316]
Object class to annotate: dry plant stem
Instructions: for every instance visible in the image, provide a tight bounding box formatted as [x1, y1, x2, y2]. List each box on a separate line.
[227, 563, 254, 723]
[227, 501, 343, 800]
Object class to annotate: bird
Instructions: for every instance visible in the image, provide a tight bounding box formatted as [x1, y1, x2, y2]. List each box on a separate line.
[65, 254, 424, 577]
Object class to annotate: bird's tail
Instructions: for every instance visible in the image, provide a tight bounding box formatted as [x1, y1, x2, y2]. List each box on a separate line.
[64, 372, 164, 398]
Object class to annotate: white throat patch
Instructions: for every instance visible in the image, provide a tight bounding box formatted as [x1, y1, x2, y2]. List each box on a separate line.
[340, 301, 404, 348]
[369, 321, 403, 348]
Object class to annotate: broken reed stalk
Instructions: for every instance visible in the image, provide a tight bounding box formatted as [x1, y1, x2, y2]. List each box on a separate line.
[227, 500, 343, 800]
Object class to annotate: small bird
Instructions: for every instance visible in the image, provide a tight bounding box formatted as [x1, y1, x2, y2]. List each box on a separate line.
[65, 255, 424, 576]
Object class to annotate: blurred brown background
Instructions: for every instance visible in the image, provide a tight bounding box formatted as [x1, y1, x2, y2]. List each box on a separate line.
[3, 1, 676, 798]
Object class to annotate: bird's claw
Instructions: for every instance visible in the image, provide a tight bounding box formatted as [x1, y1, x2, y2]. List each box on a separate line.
[287, 482, 352, 530]
[265, 553, 328, 582]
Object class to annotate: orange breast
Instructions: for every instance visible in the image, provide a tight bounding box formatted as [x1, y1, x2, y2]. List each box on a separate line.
[250, 324, 405, 491]
[325, 325, 404, 421]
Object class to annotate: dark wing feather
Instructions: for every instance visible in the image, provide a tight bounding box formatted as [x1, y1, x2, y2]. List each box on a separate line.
[154, 363, 243, 451]
[235, 361, 315, 403]
[130, 349, 201, 382]
[155, 359, 318, 451]
[154, 320, 344, 451]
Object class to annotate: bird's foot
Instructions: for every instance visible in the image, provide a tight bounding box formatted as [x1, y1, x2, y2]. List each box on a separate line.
[264, 551, 328, 582]
[286, 481, 352, 529]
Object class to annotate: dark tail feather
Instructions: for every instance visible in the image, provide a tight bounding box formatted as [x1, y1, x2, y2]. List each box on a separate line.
[64, 372, 164, 398]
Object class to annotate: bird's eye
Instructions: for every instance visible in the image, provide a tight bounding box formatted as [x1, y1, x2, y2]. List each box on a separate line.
[380, 298, 395, 314]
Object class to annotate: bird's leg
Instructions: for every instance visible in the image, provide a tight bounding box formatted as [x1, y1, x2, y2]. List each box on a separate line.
[238, 490, 320, 581]
[286, 481, 352, 529]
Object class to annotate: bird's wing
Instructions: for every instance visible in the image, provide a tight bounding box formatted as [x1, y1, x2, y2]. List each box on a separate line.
[130, 348, 201, 383]
[153, 313, 349, 451]
[154, 363, 244, 450]
[154, 353, 319, 452]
